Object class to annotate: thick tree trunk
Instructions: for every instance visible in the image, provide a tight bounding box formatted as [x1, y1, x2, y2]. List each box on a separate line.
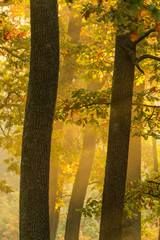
[49, 11, 82, 240]
[20, 1, 59, 239]
[99, 33, 135, 240]
[65, 128, 97, 240]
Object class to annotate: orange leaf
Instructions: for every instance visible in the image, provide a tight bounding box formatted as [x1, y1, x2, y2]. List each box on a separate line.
[24, 95, 27, 103]
[130, 33, 139, 42]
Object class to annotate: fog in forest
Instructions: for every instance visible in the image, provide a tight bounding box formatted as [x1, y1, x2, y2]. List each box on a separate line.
[1, 0, 160, 240]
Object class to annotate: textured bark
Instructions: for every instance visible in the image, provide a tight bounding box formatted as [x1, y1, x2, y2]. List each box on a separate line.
[65, 128, 97, 240]
[99, 34, 135, 240]
[49, 11, 82, 240]
[20, 1, 59, 239]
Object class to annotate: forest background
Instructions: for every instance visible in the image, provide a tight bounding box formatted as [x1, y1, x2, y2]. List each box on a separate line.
[0, 0, 160, 239]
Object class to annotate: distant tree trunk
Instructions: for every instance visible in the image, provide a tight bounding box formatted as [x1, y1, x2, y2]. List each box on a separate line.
[58, 9, 82, 96]
[123, 136, 141, 240]
[65, 81, 105, 240]
[152, 138, 158, 172]
[99, 33, 135, 240]
[64, 128, 97, 240]
[152, 137, 160, 240]
[49, 10, 82, 240]
[20, 1, 59, 239]
[123, 83, 144, 240]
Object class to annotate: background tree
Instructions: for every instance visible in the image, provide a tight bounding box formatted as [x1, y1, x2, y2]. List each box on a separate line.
[49, 6, 82, 240]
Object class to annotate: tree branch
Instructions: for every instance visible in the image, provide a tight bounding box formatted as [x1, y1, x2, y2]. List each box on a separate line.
[147, 180, 160, 185]
[134, 28, 156, 45]
[137, 54, 160, 63]
[0, 125, 8, 137]
[142, 104, 160, 108]
[135, 62, 144, 74]
[1, 47, 27, 62]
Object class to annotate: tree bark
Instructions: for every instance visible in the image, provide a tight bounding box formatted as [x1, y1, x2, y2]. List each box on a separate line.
[20, 1, 59, 239]
[99, 33, 135, 240]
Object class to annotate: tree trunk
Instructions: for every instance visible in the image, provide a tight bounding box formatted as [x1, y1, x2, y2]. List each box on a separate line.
[152, 137, 160, 240]
[123, 136, 141, 240]
[99, 33, 135, 240]
[64, 80, 105, 240]
[20, 1, 59, 239]
[65, 128, 97, 240]
[152, 138, 158, 172]
[49, 10, 82, 240]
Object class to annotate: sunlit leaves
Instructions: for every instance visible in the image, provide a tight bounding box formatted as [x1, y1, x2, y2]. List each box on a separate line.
[80, 172, 160, 222]
[0, 179, 14, 193]
[81, 0, 160, 37]
[55, 88, 111, 126]
[55, 87, 160, 138]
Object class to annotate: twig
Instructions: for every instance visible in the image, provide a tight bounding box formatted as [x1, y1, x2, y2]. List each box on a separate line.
[1, 47, 26, 62]
[0, 125, 7, 137]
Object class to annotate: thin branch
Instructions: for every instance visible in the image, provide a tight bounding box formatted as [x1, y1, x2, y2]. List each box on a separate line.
[1, 47, 26, 62]
[134, 28, 156, 45]
[0, 125, 7, 137]
[137, 54, 160, 63]
[142, 104, 160, 108]
[135, 62, 145, 74]
[147, 180, 160, 185]
[88, 181, 101, 185]
[0, 92, 23, 110]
